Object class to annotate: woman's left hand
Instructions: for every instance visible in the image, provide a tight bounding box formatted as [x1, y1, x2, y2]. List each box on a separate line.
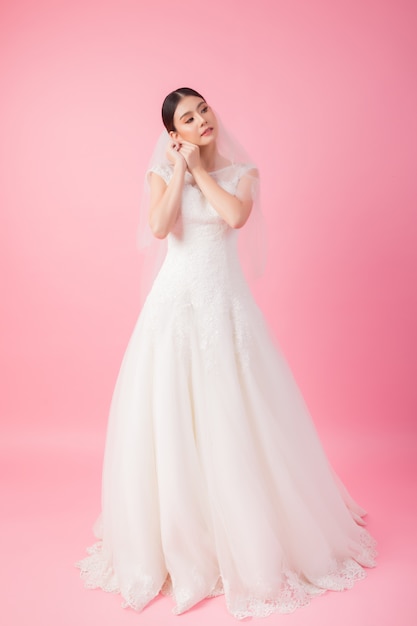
[178, 140, 201, 172]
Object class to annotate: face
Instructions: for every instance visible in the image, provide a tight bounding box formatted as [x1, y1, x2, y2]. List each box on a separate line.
[171, 95, 218, 146]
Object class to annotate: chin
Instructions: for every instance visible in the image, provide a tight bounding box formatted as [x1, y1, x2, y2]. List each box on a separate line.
[200, 131, 217, 145]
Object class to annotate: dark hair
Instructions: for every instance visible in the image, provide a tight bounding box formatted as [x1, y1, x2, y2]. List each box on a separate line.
[162, 87, 205, 132]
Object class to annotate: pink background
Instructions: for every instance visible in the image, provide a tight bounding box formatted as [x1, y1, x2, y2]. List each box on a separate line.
[1, 1, 416, 624]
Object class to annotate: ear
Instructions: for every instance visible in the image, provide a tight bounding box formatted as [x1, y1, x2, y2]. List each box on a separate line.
[170, 130, 179, 141]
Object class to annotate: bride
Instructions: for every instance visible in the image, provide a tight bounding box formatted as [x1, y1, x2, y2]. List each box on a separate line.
[76, 87, 376, 619]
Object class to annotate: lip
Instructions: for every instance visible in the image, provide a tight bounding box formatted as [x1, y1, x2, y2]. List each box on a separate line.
[201, 127, 213, 137]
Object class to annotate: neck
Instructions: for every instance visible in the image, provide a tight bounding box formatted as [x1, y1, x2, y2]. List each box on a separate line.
[199, 142, 219, 172]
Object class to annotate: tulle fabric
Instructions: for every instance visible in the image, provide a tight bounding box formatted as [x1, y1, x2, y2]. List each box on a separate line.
[76, 163, 376, 618]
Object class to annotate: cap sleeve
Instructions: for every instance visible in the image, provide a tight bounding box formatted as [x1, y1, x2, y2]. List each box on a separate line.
[147, 163, 173, 185]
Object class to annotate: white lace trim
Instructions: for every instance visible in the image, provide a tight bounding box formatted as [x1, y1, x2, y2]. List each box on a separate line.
[75, 528, 376, 619]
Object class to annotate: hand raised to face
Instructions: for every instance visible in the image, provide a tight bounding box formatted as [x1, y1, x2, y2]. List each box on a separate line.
[165, 140, 187, 167]
[177, 140, 201, 172]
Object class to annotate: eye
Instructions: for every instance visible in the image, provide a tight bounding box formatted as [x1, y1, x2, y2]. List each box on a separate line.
[201, 106, 209, 113]
[185, 117, 194, 124]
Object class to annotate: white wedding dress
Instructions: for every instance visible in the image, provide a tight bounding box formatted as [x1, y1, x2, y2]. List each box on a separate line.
[76, 163, 376, 619]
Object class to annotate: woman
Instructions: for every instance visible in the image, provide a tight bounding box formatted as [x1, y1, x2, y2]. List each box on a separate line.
[76, 88, 376, 619]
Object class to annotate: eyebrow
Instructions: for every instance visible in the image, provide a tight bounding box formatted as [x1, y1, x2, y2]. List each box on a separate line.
[179, 100, 206, 120]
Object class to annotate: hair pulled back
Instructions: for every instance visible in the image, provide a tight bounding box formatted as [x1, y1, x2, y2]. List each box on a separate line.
[162, 87, 205, 132]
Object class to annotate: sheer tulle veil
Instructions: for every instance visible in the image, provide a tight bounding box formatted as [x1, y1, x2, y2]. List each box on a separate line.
[136, 111, 267, 306]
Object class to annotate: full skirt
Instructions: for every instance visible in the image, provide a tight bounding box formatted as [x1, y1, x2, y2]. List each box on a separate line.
[76, 287, 376, 619]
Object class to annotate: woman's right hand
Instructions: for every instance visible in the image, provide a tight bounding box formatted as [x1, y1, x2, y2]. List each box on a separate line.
[166, 141, 187, 168]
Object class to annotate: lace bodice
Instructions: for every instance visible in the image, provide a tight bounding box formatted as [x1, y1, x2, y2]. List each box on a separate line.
[143, 163, 259, 367]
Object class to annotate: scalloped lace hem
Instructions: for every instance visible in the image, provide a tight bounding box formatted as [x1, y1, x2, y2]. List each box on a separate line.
[75, 528, 377, 619]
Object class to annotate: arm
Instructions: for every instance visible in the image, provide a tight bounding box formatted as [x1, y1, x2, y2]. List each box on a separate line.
[148, 156, 187, 239]
[178, 140, 257, 229]
[191, 165, 257, 229]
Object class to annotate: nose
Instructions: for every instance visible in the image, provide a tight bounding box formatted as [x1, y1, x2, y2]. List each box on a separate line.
[197, 113, 207, 125]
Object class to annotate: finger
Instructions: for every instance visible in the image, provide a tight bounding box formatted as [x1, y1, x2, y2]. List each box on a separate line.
[180, 142, 196, 152]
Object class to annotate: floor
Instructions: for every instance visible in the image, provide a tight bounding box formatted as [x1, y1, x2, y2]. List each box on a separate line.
[2, 423, 416, 626]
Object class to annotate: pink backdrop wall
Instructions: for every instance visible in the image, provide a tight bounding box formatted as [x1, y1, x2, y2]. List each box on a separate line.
[1, 0, 416, 449]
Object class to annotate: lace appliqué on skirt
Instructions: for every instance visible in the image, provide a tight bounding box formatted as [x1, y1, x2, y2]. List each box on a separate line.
[76, 528, 376, 619]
